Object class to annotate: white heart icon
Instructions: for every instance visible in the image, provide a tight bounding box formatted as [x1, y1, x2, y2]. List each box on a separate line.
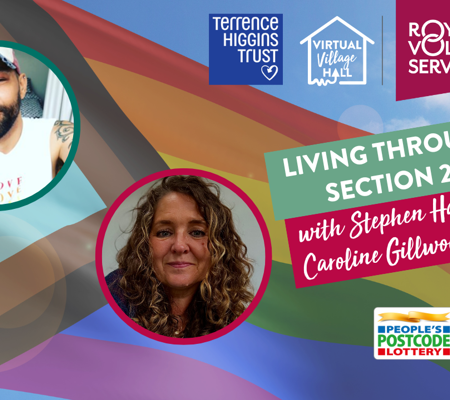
[261, 65, 278, 81]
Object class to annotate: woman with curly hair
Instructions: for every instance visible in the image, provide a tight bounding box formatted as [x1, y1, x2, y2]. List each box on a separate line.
[106, 175, 254, 338]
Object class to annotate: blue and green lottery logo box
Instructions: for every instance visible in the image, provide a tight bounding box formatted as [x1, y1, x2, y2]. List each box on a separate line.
[374, 307, 450, 360]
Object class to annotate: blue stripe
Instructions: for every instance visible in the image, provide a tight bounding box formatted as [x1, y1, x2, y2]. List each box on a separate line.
[62, 305, 450, 400]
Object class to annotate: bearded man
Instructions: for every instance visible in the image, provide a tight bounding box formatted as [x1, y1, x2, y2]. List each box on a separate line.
[0, 47, 73, 204]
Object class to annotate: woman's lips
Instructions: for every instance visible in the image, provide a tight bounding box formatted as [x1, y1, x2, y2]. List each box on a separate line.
[167, 262, 194, 269]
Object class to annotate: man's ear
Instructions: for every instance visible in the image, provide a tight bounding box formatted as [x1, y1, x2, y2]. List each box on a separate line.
[18, 73, 27, 100]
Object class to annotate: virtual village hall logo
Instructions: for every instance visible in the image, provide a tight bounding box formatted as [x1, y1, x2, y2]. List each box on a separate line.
[300, 17, 374, 86]
[374, 308, 450, 360]
[209, 14, 283, 85]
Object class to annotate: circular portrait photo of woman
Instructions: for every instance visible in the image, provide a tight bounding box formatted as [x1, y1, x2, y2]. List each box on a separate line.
[96, 169, 271, 344]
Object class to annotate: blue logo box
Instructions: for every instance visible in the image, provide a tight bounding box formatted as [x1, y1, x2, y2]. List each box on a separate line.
[209, 14, 283, 85]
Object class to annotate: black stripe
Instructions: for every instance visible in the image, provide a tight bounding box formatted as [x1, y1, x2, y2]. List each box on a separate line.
[0, 0, 168, 180]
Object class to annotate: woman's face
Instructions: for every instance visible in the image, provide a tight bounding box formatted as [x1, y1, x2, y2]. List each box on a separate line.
[149, 192, 212, 293]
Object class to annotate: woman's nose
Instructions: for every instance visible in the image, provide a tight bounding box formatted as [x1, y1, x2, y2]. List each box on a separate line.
[171, 232, 189, 253]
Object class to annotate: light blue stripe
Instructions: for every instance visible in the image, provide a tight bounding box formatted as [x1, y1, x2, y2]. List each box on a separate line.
[0, 162, 105, 262]
[0, 389, 68, 400]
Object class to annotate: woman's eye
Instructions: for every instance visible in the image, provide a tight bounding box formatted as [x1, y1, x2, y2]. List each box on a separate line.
[156, 230, 172, 238]
[191, 230, 206, 238]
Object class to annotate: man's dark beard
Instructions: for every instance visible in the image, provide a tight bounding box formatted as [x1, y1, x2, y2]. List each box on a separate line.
[0, 92, 21, 140]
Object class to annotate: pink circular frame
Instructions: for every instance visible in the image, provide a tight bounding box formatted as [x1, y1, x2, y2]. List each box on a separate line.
[96, 168, 272, 345]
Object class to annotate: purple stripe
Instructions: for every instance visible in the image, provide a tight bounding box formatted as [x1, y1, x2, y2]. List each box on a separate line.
[0, 334, 279, 400]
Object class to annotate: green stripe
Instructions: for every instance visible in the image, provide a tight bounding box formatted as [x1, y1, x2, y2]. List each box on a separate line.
[248, 261, 430, 346]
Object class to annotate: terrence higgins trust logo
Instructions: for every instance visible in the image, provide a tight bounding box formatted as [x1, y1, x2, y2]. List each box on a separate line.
[300, 17, 374, 86]
[209, 14, 283, 85]
[374, 308, 450, 360]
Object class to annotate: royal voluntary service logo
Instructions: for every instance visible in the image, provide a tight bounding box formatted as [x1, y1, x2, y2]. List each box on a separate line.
[396, 0, 450, 100]
[300, 17, 374, 86]
[374, 307, 450, 360]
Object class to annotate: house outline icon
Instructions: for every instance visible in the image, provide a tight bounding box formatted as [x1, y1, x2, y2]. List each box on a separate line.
[300, 16, 375, 85]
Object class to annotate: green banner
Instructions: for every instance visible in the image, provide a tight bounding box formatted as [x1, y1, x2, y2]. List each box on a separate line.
[265, 123, 450, 220]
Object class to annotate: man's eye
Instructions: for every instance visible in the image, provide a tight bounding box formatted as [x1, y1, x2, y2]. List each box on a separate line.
[156, 230, 172, 238]
[191, 230, 206, 238]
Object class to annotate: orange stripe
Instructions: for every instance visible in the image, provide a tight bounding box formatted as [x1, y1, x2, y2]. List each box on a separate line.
[86, 58, 302, 182]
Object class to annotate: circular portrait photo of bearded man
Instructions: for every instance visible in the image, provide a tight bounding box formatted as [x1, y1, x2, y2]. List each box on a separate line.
[0, 42, 79, 209]
[96, 169, 271, 344]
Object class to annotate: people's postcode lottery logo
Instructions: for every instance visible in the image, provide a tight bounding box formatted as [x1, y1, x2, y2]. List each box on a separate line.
[300, 16, 374, 86]
[209, 14, 283, 85]
[374, 307, 450, 360]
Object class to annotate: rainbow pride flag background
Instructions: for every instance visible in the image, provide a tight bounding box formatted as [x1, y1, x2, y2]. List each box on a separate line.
[0, 1, 449, 399]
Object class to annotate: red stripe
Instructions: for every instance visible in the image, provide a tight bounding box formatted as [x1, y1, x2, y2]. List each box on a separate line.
[36, 0, 370, 146]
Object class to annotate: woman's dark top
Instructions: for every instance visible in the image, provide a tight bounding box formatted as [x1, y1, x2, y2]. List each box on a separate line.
[105, 269, 135, 318]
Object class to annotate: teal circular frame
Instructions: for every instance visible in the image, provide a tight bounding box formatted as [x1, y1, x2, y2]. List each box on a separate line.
[0, 40, 80, 211]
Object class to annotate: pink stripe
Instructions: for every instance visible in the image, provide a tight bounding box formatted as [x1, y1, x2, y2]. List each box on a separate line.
[0, 334, 280, 400]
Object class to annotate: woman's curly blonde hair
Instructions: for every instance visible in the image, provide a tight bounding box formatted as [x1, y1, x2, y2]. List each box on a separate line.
[116, 175, 254, 338]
